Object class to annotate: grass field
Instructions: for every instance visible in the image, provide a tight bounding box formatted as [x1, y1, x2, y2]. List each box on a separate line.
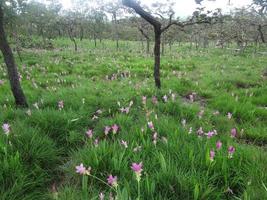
[0, 39, 267, 200]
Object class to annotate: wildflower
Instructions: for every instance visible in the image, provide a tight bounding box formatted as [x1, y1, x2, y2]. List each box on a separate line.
[181, 119, 186, 127]
[198, 110, 204, 119]
[58, 100, 64, 110]
[206, 131, 215, 139]
[153, 132, 158, 145]
[33, 102, 39, 109]
[0, 80, 4, 85]
[112, 124, 119, 134]
[99, 192, 105, 200]
[2, 123, 10, 135]
[188, 127, 192, 134]
[152, 96, 158, 104]
[133, 146, 142, 152]
[131, 162, 143, 182]
[26, 109, 32, 116]
[210, 149, 215, 161]
[147, 121, 154, 131]
[197, 127, 204, 137]
[94, 138, 99, 147]
[189, 94, 194, 102]
[227, 112, 232, 119]
[86, 129, 93, 138]
[216, 140, 222, 150]
[163, 95, 168, 102]
[121, 140, 128, 148]
[107, 175, 118, 187]
[75, 163, 91, 175]
[230, 128, 237, 138]
[104, 126, 111, 135]
[228, 146, 235, 158]
[129, 100, 134, 107]
[142, 96, 147, 105]
[213, 111, 220, 115]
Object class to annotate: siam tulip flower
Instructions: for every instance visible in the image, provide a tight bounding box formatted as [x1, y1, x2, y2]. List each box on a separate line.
[75, 163, 91, 175]
[197, 127, 204, 137]
[96, 109, 102, 114]
[86, 129, 93, 138]
[94, 138, 99, 147]
[2, 123, 10, 135]
[133, 146, 142, 152]
[120, 140, 128, 148]
[213, 111, 220, 115]
[26, 109, 32, 116]
[129, 100, 134, 107]
[107, 175, 118, 187]
[33, 102, 39, 109]
[228, 146, 235, 158]
[0, 80, 4, 85]
[216, 140, 222, 150]
[227, 112, 232, 119]
[92, 115, 98, 120]
[99, 192, 105, 200]
[131, 162, 143, 182]
[104, 126, 111, 135]
[188, 127, 193, 134]
[210, 149, 215, 161]
[147, 121, 154, 131]
[230, 128, 237, 138]
[163, 95, 168, 102]
[153, 132, 158, 145]
[58, 100, 64, 110]
[206, 131, 215, 139]
[181, 119, 186, 127]
[152, 96, 158, 104]
[198, 110, 204, 119]
[142, 96, 147, 105]
[189, 94, 194, 102]
[112, 124, 119, 134]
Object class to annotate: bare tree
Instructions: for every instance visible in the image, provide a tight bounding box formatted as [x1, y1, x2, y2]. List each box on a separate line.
[0, 4, 28, 107]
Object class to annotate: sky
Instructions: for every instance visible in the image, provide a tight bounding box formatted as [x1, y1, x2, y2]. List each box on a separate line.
[59, 0, 253, 17]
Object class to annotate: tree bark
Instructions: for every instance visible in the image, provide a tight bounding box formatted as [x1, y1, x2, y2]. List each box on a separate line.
[0, 6, 28, 107]
[154, 28, 161, 88]
[258, 25, 266, 43]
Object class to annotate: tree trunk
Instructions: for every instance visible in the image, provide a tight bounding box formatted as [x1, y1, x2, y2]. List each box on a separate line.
[0, 6, 28, 107]
[258, 25, 265, 43]
[154, 28, 161, 89]
[146, 39, 150, 55]
[113, 13, 119, 50]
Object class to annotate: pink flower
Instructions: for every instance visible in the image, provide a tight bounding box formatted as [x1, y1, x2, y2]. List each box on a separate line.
[163, 95, 168, 102]
[230, 128, 237, 138]
[131, 162, 143, 174]
[206, 131, 215, 139]
[227, 112, 232, 119]
[112, 124, 119, 134]
[210, 149, 215, 161]
[197, 127, 204, 137]
[0, 80, 4, 85]
[189, 94, 194, 102]
[104, 126, 111, 135]
[94, 138, 99, 147]
[120, 140, 128, 148]
[228, 146, 235, 158]
[142, 96, 147, 105]
[152, 96, 158, 104]
[147, 121, 154, 131]
[99, 192, 105, 200]
[2, 123, 10, 135]
[58, 100, 64, 110]
[107, 175, 118, 187]
[86, 129, 93, 138]
[216, 141, 222, 150]
[75, 163, 91, 175]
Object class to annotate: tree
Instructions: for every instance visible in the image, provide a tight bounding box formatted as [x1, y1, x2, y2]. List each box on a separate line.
[0, 2, 28, 107]
[122, 0, 214, 88]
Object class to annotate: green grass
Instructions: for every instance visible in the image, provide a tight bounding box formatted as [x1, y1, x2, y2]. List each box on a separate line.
[0, 38, 267, 199]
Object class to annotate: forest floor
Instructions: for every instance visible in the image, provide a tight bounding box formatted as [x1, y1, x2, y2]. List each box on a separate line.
[0, 39, 267, 200]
